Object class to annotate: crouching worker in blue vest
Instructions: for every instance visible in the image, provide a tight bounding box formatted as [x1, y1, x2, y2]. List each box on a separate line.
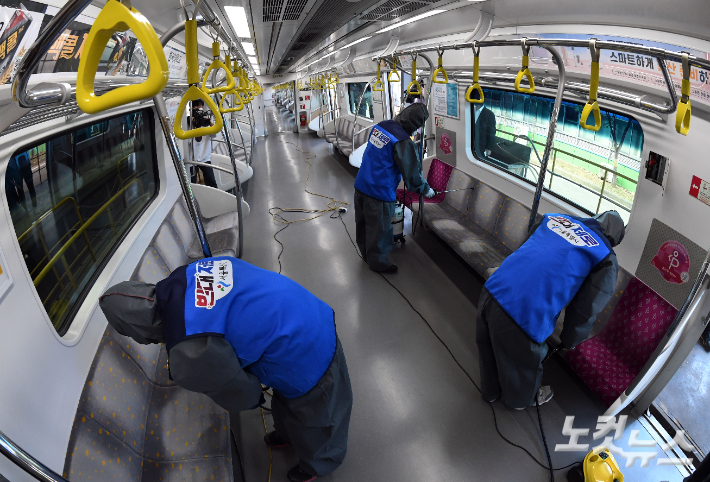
[354, 103, 437, 274]
[99, 256, 353, 482]
[476, 211, 625, 409]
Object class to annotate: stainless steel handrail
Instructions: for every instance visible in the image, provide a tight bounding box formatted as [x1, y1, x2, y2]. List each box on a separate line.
[13, 0, 92, 108]
[0, 429, 68, 482]
[183, 159, 234, 174]
[219, 111, 244, 258]
[158, 20, 212, 257]
[388, 37, 689, 116]
[527, 46, 566, 230]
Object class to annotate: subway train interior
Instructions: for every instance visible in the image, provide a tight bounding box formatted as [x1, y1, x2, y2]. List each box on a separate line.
[1, 0, 710, 481]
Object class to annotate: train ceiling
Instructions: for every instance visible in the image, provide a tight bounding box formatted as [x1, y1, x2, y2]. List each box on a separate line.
[129, 0, 710, 76]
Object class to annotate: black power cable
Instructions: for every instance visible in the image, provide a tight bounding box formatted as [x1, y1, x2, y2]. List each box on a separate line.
[334, 211, 578, 475]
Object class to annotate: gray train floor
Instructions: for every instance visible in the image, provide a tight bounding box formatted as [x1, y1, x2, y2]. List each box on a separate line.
[231, 106, 685, 482]
[657, 342, 710, 455]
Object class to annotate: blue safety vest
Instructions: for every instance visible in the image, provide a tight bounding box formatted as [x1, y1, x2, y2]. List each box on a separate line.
[354, 120, 411, 202]
[485, 214, 613, 344]
[157, 256, 336, 398]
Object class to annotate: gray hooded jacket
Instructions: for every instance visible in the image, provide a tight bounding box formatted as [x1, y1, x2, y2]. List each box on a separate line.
[392, 103, 431, 195]
[99, 283, 263, 412]
[527, 210, 626, 349]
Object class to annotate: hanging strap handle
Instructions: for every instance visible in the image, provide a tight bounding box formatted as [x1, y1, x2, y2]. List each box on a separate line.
[202, 42, 236, 94]
[406, 54, 422, 95]
[432, 47, 449, 84]
[676, 52, 692, 135]
[174, 19, 224, 140]
[373, 61, 385, 91]
[388, 58, 401, 82]
[76, 0, 169, 114]
[220, 89, 244, 113]
[514, 38, 535, 93]
[465, 43, 484, 104]
[580, 38, 602, 131]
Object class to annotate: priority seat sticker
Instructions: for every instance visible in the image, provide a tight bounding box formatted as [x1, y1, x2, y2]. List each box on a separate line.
[195, 259, 233, 309]
[547, 215, 600, 247]
[369, 128, 391, 149]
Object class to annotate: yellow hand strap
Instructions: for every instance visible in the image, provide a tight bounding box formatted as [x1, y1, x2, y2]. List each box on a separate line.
[220, 89, 244, 113]
[406, 55, 422, 95]
[76, 0, 168, 114]
[174, 86, 224, 139]
[676, 52, 692, 135]
[432, 49, 448, 84]
[388, 58, 401, 82]
[202, 42, 236, 94]
[465, 44, 484, 104]
[580, 39, 601, 131]
[373, 62, 385, 91]
[514, 39, 535, 93]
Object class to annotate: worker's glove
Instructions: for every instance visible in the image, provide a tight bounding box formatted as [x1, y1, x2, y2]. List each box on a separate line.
[424, 187, 437, 199]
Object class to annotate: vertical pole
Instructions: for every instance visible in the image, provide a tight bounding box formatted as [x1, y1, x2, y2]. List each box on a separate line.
[548, 148, 557, 189]
[528, 46, 566, 231]
[220, 113, 244, 258]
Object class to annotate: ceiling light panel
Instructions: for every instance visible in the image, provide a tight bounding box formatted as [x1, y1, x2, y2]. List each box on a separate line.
[225, 6, 251, 38]
[242, 42, 255, 55]
[376, 9, 444, 33]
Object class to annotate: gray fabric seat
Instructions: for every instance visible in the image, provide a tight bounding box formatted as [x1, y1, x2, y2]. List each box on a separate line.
[416, 160, 542, 277]
[63, 196, 239, 482]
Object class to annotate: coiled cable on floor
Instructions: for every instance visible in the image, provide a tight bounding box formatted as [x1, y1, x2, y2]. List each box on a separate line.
[269, 139, 350, 274]
[333, 211, 578, 476]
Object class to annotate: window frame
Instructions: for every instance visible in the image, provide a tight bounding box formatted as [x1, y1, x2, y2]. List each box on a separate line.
[6, 107, 161, 337]
[347, 81, 374, 120]
[465, 86, 644, 221]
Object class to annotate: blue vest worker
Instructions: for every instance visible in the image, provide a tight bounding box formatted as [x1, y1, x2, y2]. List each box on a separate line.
[99, 257, 353, 482]
[353, 103, 434, 273]
[476, 211, 625, 409]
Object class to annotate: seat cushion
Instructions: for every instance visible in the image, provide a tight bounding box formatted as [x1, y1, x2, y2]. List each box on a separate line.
[565, 277, 678, 406]
[443, 172, 476, 213]
[466, 181, 505, 234]
[453, 234, 510, 276]
[493, 198, 534, 252]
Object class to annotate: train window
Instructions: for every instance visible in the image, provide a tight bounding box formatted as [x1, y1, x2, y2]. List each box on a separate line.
[347, 82, 374, 119]
[4, 109, 158, 334]
[470, 88, 643, 223]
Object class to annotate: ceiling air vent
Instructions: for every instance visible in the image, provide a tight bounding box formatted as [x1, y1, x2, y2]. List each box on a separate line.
[263, 0, 284, 22]
[263, 0, 307, 22]
[283, 0, 308, 20]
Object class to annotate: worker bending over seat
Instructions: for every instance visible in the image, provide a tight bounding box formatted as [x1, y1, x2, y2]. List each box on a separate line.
[476, 211, 625, 409]
[99, 256, 353, 482]
[354, 103, 436, 274]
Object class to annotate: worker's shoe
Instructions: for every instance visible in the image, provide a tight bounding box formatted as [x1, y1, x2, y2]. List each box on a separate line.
[379, 265, 398, 274]
[514, 386, 554, 410]
[287, 465, 316, 482]
[263, 431, 290, 448]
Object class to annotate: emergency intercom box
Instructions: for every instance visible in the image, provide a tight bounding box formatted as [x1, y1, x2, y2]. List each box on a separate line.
[645, 151, 670, 190]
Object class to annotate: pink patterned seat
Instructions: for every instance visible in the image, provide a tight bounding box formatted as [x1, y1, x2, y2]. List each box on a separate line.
[564, 277, 678, 407]
[396, 158, 453, 208]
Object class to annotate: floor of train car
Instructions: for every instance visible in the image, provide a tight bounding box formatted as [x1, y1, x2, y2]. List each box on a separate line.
[229, 106, 685, 482]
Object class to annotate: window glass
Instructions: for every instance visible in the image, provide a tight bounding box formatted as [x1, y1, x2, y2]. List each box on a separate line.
[347, 82, 373, 119]
[5, 109, 158, 334]
[471, 89, 643, 223]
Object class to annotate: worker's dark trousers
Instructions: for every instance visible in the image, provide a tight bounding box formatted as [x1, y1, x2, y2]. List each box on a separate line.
[271, 336, 353, 477]
[476, 288, 548, 409]
[354, 189, 395, 272]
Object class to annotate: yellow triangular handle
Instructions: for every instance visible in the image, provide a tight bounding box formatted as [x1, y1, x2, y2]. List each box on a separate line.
[580, 100, 602, 131]
[77, 0, 168, 114]
[373, 62, 385, 91]
[465, 84, 484, 104]
[174, 85, 224, 139]
[202, 42, 235, 94]
[406, 58, 421, 95]
[432, 55, 448, 84]
[220, 90, 243, 113]
[388, 60, 400, 82]
[514, 55, 535, 93]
